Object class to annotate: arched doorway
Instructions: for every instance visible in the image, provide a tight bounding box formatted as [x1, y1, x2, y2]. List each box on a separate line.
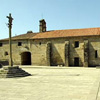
[21, 52, 31, 65]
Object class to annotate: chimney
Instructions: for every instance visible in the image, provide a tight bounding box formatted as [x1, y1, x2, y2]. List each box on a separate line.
[39, 19, 46, 32]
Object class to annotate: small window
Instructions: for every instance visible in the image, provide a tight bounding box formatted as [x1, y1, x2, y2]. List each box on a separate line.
[75, 41, 79, 48]
[0, 43, 3, 47]
[18, 42, 22, 46]
[95, 50, 98, 58]
[4, 52, 8, 56]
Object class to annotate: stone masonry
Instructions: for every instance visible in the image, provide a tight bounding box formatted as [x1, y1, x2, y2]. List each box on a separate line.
[0, 36, 100, 67]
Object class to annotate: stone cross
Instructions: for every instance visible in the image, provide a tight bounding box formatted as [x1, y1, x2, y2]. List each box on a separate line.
[6, 13, 13, 67]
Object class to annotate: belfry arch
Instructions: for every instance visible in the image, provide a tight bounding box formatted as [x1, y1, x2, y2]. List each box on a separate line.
[21, 52, 31, 65]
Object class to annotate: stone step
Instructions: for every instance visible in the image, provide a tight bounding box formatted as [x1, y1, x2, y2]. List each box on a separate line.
[0, 66, 31, 78]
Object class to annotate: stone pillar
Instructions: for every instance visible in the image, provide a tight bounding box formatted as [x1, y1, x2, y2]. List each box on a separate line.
[65, 41, 69, 67]
[84, 40, 89, 67]
[7, 13, 13, 67]
[46, 42, 51, 66]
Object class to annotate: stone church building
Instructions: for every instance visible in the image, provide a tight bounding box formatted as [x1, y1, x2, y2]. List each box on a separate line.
[0, 19, 100, 67]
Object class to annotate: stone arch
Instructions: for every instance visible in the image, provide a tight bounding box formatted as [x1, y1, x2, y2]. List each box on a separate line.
[21, 52, 31, 65]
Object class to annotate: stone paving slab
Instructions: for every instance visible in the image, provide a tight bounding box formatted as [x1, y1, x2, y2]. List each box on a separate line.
[0, 66, 100, 100]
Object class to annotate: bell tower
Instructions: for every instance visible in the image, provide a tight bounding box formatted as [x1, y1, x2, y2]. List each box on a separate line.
[39, 19, 46, 32]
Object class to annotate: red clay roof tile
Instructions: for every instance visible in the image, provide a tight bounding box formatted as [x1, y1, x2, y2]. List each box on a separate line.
[1, 27, 100, 41]
[0, 32, 36, 41]
[32, 27, 100, 39]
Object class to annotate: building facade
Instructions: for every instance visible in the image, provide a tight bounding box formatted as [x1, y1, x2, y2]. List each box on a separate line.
[0, 19, 100, 67]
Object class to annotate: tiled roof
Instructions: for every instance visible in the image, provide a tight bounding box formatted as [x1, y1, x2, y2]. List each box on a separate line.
[1, 27, 100, 41]
[32, 27, 100, 39]
[0, 32, 36, 41]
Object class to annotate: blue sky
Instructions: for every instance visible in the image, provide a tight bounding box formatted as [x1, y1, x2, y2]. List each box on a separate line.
[0, 0, 100, 39]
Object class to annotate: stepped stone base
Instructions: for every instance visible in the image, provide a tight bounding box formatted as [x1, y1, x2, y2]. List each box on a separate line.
[0, 66, 31, 78]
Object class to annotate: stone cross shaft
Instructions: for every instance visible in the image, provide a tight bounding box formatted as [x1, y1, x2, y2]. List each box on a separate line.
[6, 13, 13, 67]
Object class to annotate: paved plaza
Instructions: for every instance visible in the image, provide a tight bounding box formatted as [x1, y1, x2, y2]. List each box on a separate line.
[0, 66, 100, 100]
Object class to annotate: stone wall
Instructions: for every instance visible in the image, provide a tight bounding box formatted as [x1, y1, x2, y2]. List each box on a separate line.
[65, 41, 69, 66]
[68, 38, 84, 66]
[0, 36, 100, 67]
[31, 40, 47, 66]
[84, 40, 89, 67]
[0, 40, 31, 65]
[46, 42, 51, 66]
[88, 37, 100, 66]
[31, 36, 100, 67]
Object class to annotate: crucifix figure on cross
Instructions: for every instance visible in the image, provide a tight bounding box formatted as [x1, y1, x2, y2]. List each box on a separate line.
[7, 13, 13, 28]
